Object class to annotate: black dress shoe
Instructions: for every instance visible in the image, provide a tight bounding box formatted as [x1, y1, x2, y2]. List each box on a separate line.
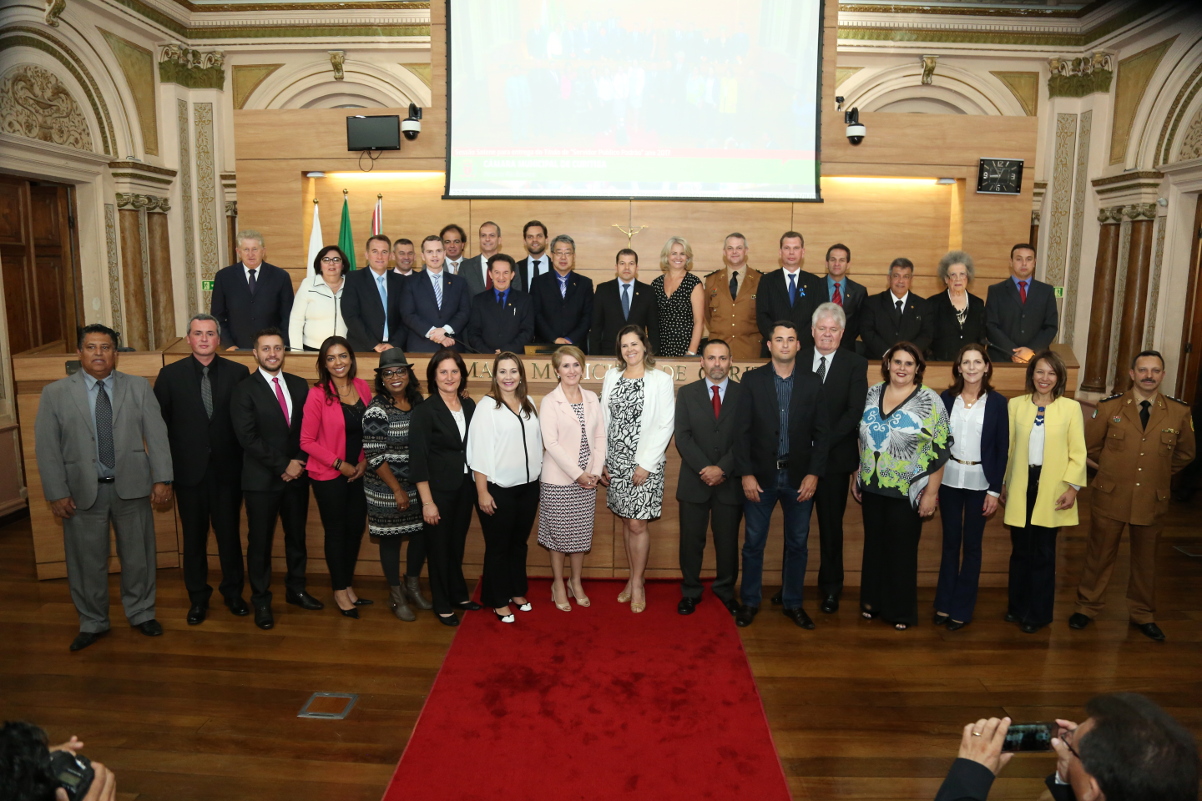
[136, 619, 163, 637]
[437, 613, 460, 627]
[945, 620, 968, 632]
[820, 596, 839, 614]
[735, 605, 759, 628]
[351, 598, 374, 606]
[677, 597, 698, 615]
[286, 591, 324, 610]
[1068, 613, 1092, 630]
[1021, 622, 1042, 634]
[187, 604, 207, 625]
[770, 590, 783, 606]
[338, 606, 360, 619]
[225, 597, 250, 616]
[254, 604, 274, 630]
[1133, 621, 1166, 641]
[783, 607, 815, 630]
[722, 598, 741, 615]
[456, 601, 483, 611]
[933, 612, 949, 626]
[1004, 612, 1020, 624]
[69, 630, 108, 652]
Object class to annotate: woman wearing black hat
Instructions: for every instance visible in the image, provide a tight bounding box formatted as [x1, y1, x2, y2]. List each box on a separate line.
[362, 349, 428, 621]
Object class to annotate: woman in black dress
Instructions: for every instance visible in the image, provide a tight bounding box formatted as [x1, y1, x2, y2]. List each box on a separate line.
[928, 250, 987, 361]
[651, 236, 704, 357]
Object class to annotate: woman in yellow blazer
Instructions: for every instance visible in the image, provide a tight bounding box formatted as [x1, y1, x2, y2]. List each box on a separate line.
[1002, 350, 1088, 633]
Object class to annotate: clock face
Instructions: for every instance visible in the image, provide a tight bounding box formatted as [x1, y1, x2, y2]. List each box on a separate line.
[976, 158, 1024, 195]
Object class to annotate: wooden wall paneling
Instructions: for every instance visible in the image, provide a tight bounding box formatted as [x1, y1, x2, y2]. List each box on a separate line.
[0, 175, 34, 356]
[147, 211, 177, 346]
[629, 201, 796, 278]
[117, 209, 150, 350]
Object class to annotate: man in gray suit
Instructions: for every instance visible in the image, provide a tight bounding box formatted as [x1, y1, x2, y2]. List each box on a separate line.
[460, 220, 502, 298]
[674, 339, 745, 617]
[35, 324, 173, 652]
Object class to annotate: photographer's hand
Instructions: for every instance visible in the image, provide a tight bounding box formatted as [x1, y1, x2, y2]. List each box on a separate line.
[957, 717, 1013, 776]
[1051, 718, 1079, 784]
[54, 758, 116, 801]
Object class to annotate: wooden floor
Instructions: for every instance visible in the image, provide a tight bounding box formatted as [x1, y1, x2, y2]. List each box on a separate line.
[1, 489, 1200, 801]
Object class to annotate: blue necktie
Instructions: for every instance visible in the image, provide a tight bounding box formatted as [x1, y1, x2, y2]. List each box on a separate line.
[788, 273, 797, 306]
[376, 274, 389, 340]
[621, 283, 631, 319]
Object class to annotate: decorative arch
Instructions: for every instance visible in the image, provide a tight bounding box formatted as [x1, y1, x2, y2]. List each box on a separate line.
[245, 60, 432, 111]
[1128, 33, 1202, 168]
[0, 63, 94, 151]
[841, 63, 1026, 117]
[0, 27, 117, 155]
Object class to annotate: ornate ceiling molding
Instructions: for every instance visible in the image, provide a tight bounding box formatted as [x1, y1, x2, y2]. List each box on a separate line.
[159, 43, 225, 89]
[0, 64, 94, 153]
[1090, 169, 1163, 206]
[116, 191, 171, 211]
[1047, 51, 1114, 97]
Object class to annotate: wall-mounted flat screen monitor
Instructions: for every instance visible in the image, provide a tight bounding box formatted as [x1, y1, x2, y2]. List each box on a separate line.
[347, 115, 401, 151]
[446, 0, 824, 201]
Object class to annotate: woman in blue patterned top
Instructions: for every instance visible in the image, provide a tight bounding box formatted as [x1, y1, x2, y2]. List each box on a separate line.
[853, 341, 952, 630]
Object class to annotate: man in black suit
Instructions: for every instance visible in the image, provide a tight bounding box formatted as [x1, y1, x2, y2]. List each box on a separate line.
[860, 257, 935, 357]
[210, 230, 295, 350]
[341, 234, 406, 353]
[441, 223, 467, 275]
[589, 248, 658, 355]
[531, 234, 593, 347]
[515, 220, 550, 292]
[230, 328, 323, 630]
[400, 235, 472, 352]
[819, 243, 868, 352]
[464, 254, 535, 354]
[154, 313, 251, 625]
[985, 243, 1059, 364]
[735, 321, 831, 629]
[675, 339, 745, 616]
[460, 221, 501, 298]
[755, 231, 824, 354]
[770, 303, 868, 614]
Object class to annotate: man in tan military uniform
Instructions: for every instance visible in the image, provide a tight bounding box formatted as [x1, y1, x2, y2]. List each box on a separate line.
[703, 232, 762, 360]
[1069, 351, 1195, 641]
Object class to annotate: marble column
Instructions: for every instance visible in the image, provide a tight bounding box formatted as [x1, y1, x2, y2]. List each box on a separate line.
[1080, 206, 1123, 393]
[1112, 203, 1158, 392]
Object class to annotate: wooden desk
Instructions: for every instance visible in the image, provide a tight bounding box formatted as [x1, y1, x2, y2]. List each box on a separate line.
[21, 343, 1079, 586]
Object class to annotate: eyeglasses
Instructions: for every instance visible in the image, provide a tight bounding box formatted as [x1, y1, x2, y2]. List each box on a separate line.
[380, 368, 407, 378]
[1062, 727, 1081, 761]
[321, 256, 343, 263]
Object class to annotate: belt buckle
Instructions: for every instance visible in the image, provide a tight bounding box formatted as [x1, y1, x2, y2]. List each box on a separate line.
[776, 459, 789, 470]
[97, 476, 115, 484]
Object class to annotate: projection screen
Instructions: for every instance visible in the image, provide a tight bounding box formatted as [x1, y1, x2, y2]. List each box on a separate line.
[445, 0, 824, 202]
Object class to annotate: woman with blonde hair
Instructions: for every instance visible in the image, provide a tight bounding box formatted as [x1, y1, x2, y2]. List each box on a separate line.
[538, 346, 606, 612]
[651, 236, 704, 357]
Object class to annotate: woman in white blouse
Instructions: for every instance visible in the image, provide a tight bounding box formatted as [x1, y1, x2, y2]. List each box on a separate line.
[935, 344, 1009, 631]
[289, 245, 349, 351]
[466, 353, 544, 623]
[600, 325, 675, 613]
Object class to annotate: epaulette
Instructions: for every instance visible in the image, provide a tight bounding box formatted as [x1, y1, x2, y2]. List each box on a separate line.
[702, 268, 725, 279]
[1165, 395, 1190, 406]
[1098, 392, 1123, 403]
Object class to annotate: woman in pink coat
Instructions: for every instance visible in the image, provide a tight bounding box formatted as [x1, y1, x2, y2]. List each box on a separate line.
[300, 336, 373, 617]
[538, 345, 606, 612]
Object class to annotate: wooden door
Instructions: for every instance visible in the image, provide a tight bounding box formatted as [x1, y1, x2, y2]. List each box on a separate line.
[1177, 194, 1202, 403]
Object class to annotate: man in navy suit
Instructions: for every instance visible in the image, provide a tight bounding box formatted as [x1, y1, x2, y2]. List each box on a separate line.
[531, 234, 593, 347]
[400, 235, 472, 352]
[342, 234, 406, 352]
[755, 231, 824, 354]
[210, 230, 295, 350]
[464, 254, 535, 354]
[589, 248, 658, 356]
[819, 243, 868, 352]
[985, 243, 1059, 364]
[859, 257, 935, 357]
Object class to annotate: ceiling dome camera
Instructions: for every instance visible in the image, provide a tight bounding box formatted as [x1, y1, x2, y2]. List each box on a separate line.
[402, 103, 422, 141]
[845, 107, 865, 146]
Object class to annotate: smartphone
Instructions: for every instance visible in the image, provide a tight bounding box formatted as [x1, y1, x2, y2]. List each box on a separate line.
[1002, 722, 1056, 752]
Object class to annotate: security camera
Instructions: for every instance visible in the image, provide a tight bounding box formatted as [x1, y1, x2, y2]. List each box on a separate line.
[402, 103, 422, 140]
[845, 107, 865, 145]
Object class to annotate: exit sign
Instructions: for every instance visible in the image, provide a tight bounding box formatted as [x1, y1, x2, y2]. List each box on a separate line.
[202, 280, 215, 291]
[1054, 286, 1064, 298]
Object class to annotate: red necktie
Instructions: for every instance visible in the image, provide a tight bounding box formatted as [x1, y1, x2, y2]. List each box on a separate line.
[832, 282, 843, 306]
[273, 376, 290, 426]
[1018, 280, 1028, 303]
[485, 265, 493, 290]
[711, 385, 721, 419]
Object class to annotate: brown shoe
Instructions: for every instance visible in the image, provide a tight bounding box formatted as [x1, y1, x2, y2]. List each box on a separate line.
[403, 574, 433, 610]
[390, 585, 416, 622]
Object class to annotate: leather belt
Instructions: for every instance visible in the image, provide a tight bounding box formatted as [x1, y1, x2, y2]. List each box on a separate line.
[951, 457, 981, 466]
[97, 476, 115, 484]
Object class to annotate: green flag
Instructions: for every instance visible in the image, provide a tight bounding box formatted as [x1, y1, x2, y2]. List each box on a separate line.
[338, 195, 357, 271]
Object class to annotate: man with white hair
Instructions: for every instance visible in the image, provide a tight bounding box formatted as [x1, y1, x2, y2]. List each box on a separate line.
[211, 230, 296, 350]
[771, 302, 867, 614]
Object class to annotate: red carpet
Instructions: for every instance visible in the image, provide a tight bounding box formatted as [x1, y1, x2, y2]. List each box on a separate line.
[382, 578, 791, 801]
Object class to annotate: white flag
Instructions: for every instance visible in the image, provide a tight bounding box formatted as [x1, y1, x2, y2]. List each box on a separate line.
[370, 195, 383, 236]
[307, 200, 323, 268]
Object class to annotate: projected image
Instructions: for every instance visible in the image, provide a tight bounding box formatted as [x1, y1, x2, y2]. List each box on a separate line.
[447, 0, 822, 201]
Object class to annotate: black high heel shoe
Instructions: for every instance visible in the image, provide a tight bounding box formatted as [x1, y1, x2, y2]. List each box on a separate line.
[437, 613, 460, 627]
[351, 598, 373, 606]
[339, 606, 359, 619]
[493, 609, 515, 624]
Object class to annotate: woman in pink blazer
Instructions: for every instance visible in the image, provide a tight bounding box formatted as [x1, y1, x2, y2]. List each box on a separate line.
[538, 345, 606, 612]
[300, 336, 373, 617]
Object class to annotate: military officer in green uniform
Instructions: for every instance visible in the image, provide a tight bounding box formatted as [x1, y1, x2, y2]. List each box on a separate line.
[1069, 350, 1195, 641]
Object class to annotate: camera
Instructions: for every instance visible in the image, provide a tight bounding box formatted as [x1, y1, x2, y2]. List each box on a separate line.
[49, 750, 95, 800]
[402, 103, 422, 140]
[845, 107, 865, 145]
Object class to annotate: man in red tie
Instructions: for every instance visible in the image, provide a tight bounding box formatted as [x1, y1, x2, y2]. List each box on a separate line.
[230, 328, 324, 630]
[673, 339, 748, 617]
[984, 243, 1059, 364]
[819, 243, 868, 352]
